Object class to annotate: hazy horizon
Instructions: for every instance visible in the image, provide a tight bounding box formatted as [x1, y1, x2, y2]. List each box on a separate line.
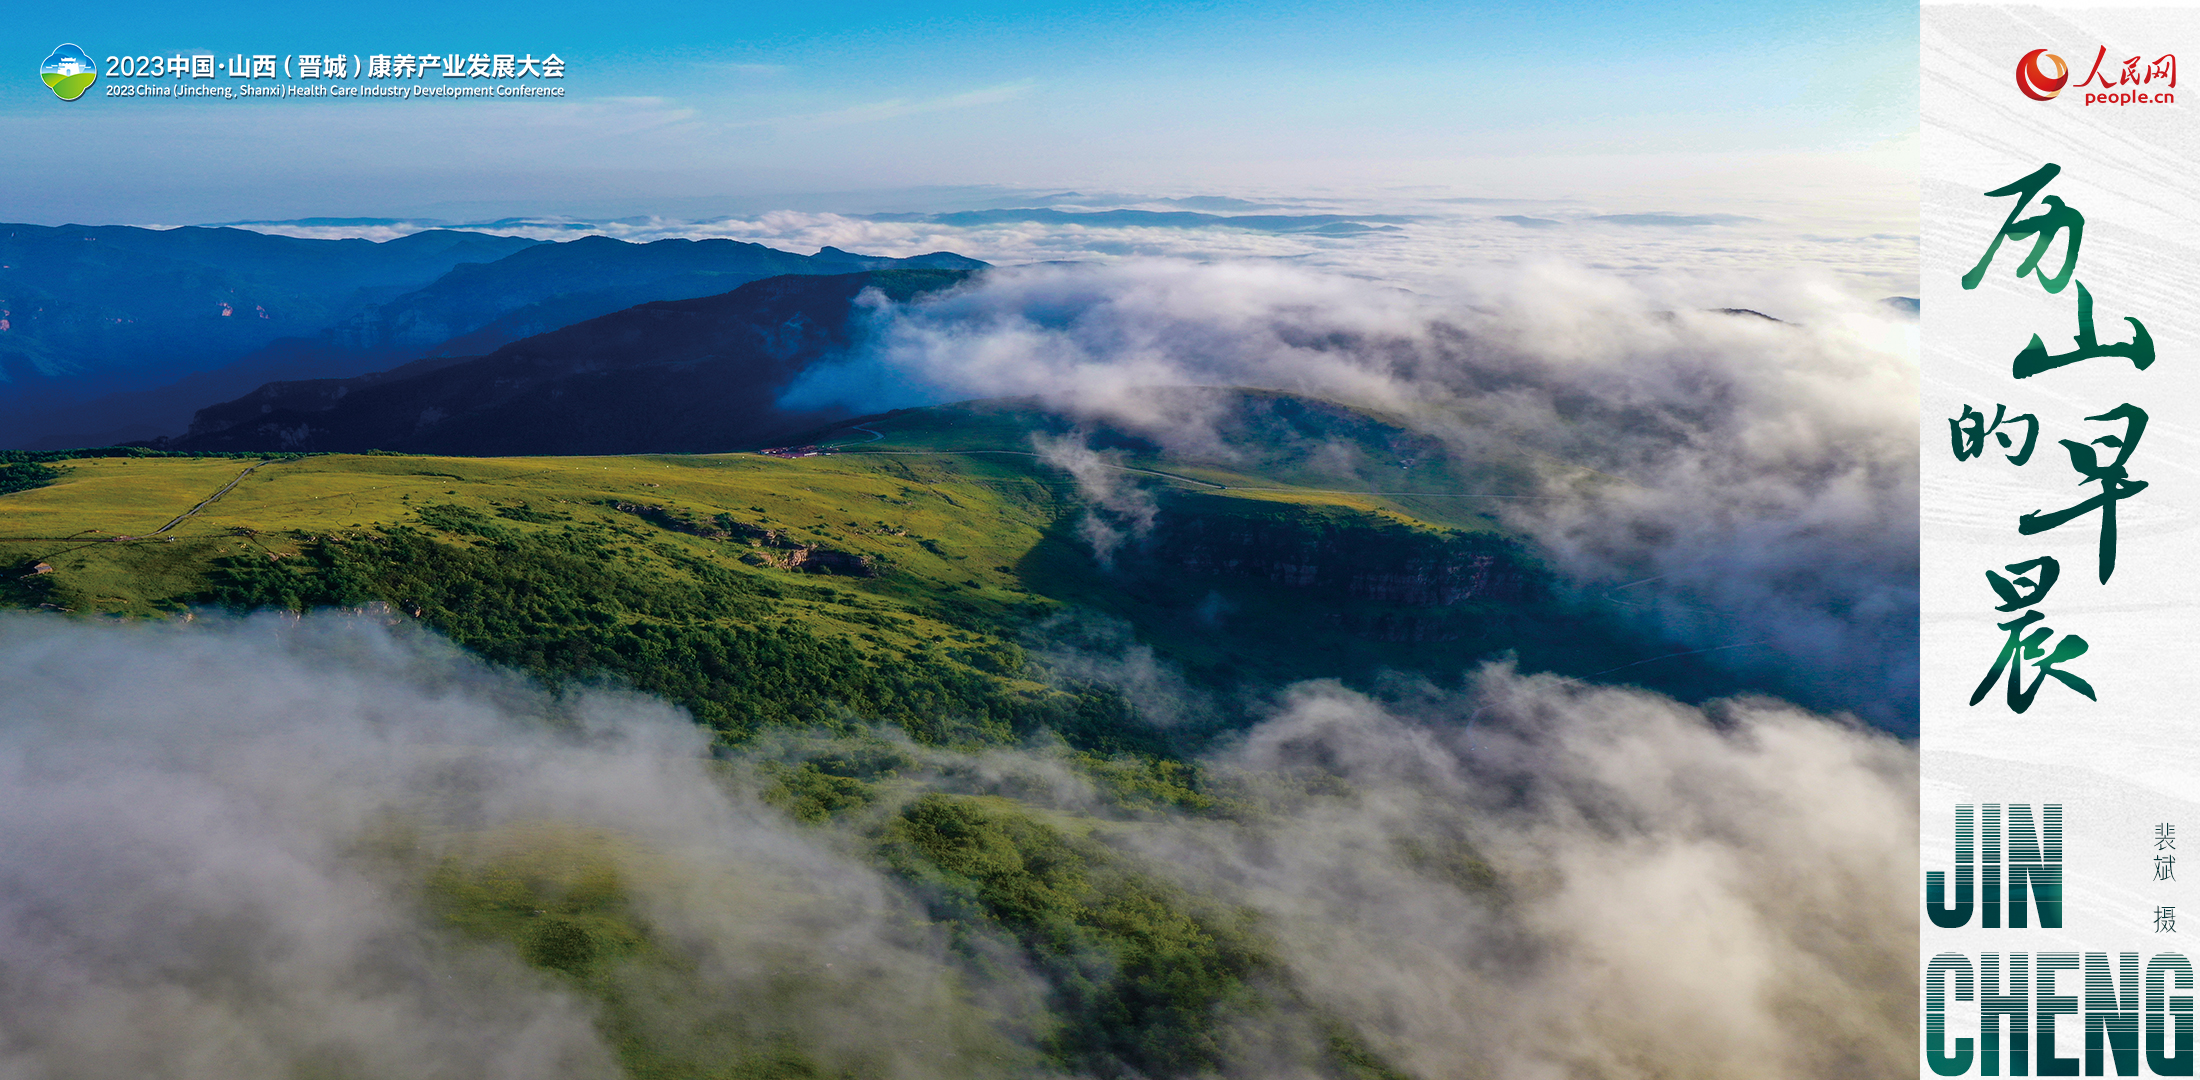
[5, 2, 1917, 297]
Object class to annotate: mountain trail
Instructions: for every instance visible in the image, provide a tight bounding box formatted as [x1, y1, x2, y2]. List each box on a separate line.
[155, 460, 276, 535]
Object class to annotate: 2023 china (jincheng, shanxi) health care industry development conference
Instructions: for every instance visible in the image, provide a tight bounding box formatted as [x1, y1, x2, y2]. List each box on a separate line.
[39, 43, 569, 102]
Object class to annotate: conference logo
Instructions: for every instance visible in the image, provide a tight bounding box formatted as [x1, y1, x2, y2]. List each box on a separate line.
[2016, 49, 2069, 100]
[40, 44, 96, 101]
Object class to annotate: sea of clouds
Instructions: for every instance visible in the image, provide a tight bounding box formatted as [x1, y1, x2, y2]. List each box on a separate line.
[9, 183, 1925, 1076]
[0, 613, 1915, 1079]
[780, 258, 1919, 728]
[202, 190, 1922, 729]
[208, 182, 1917, 305]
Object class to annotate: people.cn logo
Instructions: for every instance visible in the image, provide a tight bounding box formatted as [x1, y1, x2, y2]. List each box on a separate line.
[39, 44, 96, 101]
[2017, 49, 2070, 100]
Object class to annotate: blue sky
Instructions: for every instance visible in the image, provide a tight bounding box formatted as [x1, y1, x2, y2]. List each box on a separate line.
[0, 1, 1917, 223]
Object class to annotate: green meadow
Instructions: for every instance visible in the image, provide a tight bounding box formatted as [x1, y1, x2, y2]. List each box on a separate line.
[0, 398, 1701, 741]
[0, 402, 1690, 1079]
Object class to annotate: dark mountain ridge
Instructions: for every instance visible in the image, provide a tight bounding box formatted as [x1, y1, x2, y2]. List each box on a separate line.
[323, 236, 984, 354]
[169, 269, 976, 455]
[0, 224, 542, 400]
[2, 226, 983, 450]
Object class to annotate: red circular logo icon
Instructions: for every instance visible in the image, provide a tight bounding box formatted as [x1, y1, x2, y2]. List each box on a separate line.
[2017, 49, 2069, 100]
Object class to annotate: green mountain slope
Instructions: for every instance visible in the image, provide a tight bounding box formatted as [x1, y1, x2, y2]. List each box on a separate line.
[0, 395, 1736, 1079]
[5, 396, 1714, 734]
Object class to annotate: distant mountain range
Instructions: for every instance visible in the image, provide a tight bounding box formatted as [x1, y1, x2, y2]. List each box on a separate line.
[0, 224, 537, 399]
[165, 269, 974, 455]
[861, 208, 1412, 234]
[0, 225, 982, 449]
[320, 239, 982, 356]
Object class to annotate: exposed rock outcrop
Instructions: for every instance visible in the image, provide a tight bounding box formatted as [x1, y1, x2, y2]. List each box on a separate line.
[771, 546, 876, 577]
[611, 501, 875, 577]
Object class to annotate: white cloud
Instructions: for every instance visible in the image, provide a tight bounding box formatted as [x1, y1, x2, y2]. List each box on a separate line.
[0, 613, 1039, 1080]
[0, 612, 1919, 1080]
[783, 258, 1919, 726]
[199, 183, 1915, 302]
[1140, 668, 1918, 1079]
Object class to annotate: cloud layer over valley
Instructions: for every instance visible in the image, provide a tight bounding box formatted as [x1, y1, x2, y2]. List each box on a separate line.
[1146, 671, 1918, 1079]
[0, 613, 1915, 1079]
[788, 259, 1920, 728]
[0, 615, 1039, 1080]
[201, 171, 1918, 305]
